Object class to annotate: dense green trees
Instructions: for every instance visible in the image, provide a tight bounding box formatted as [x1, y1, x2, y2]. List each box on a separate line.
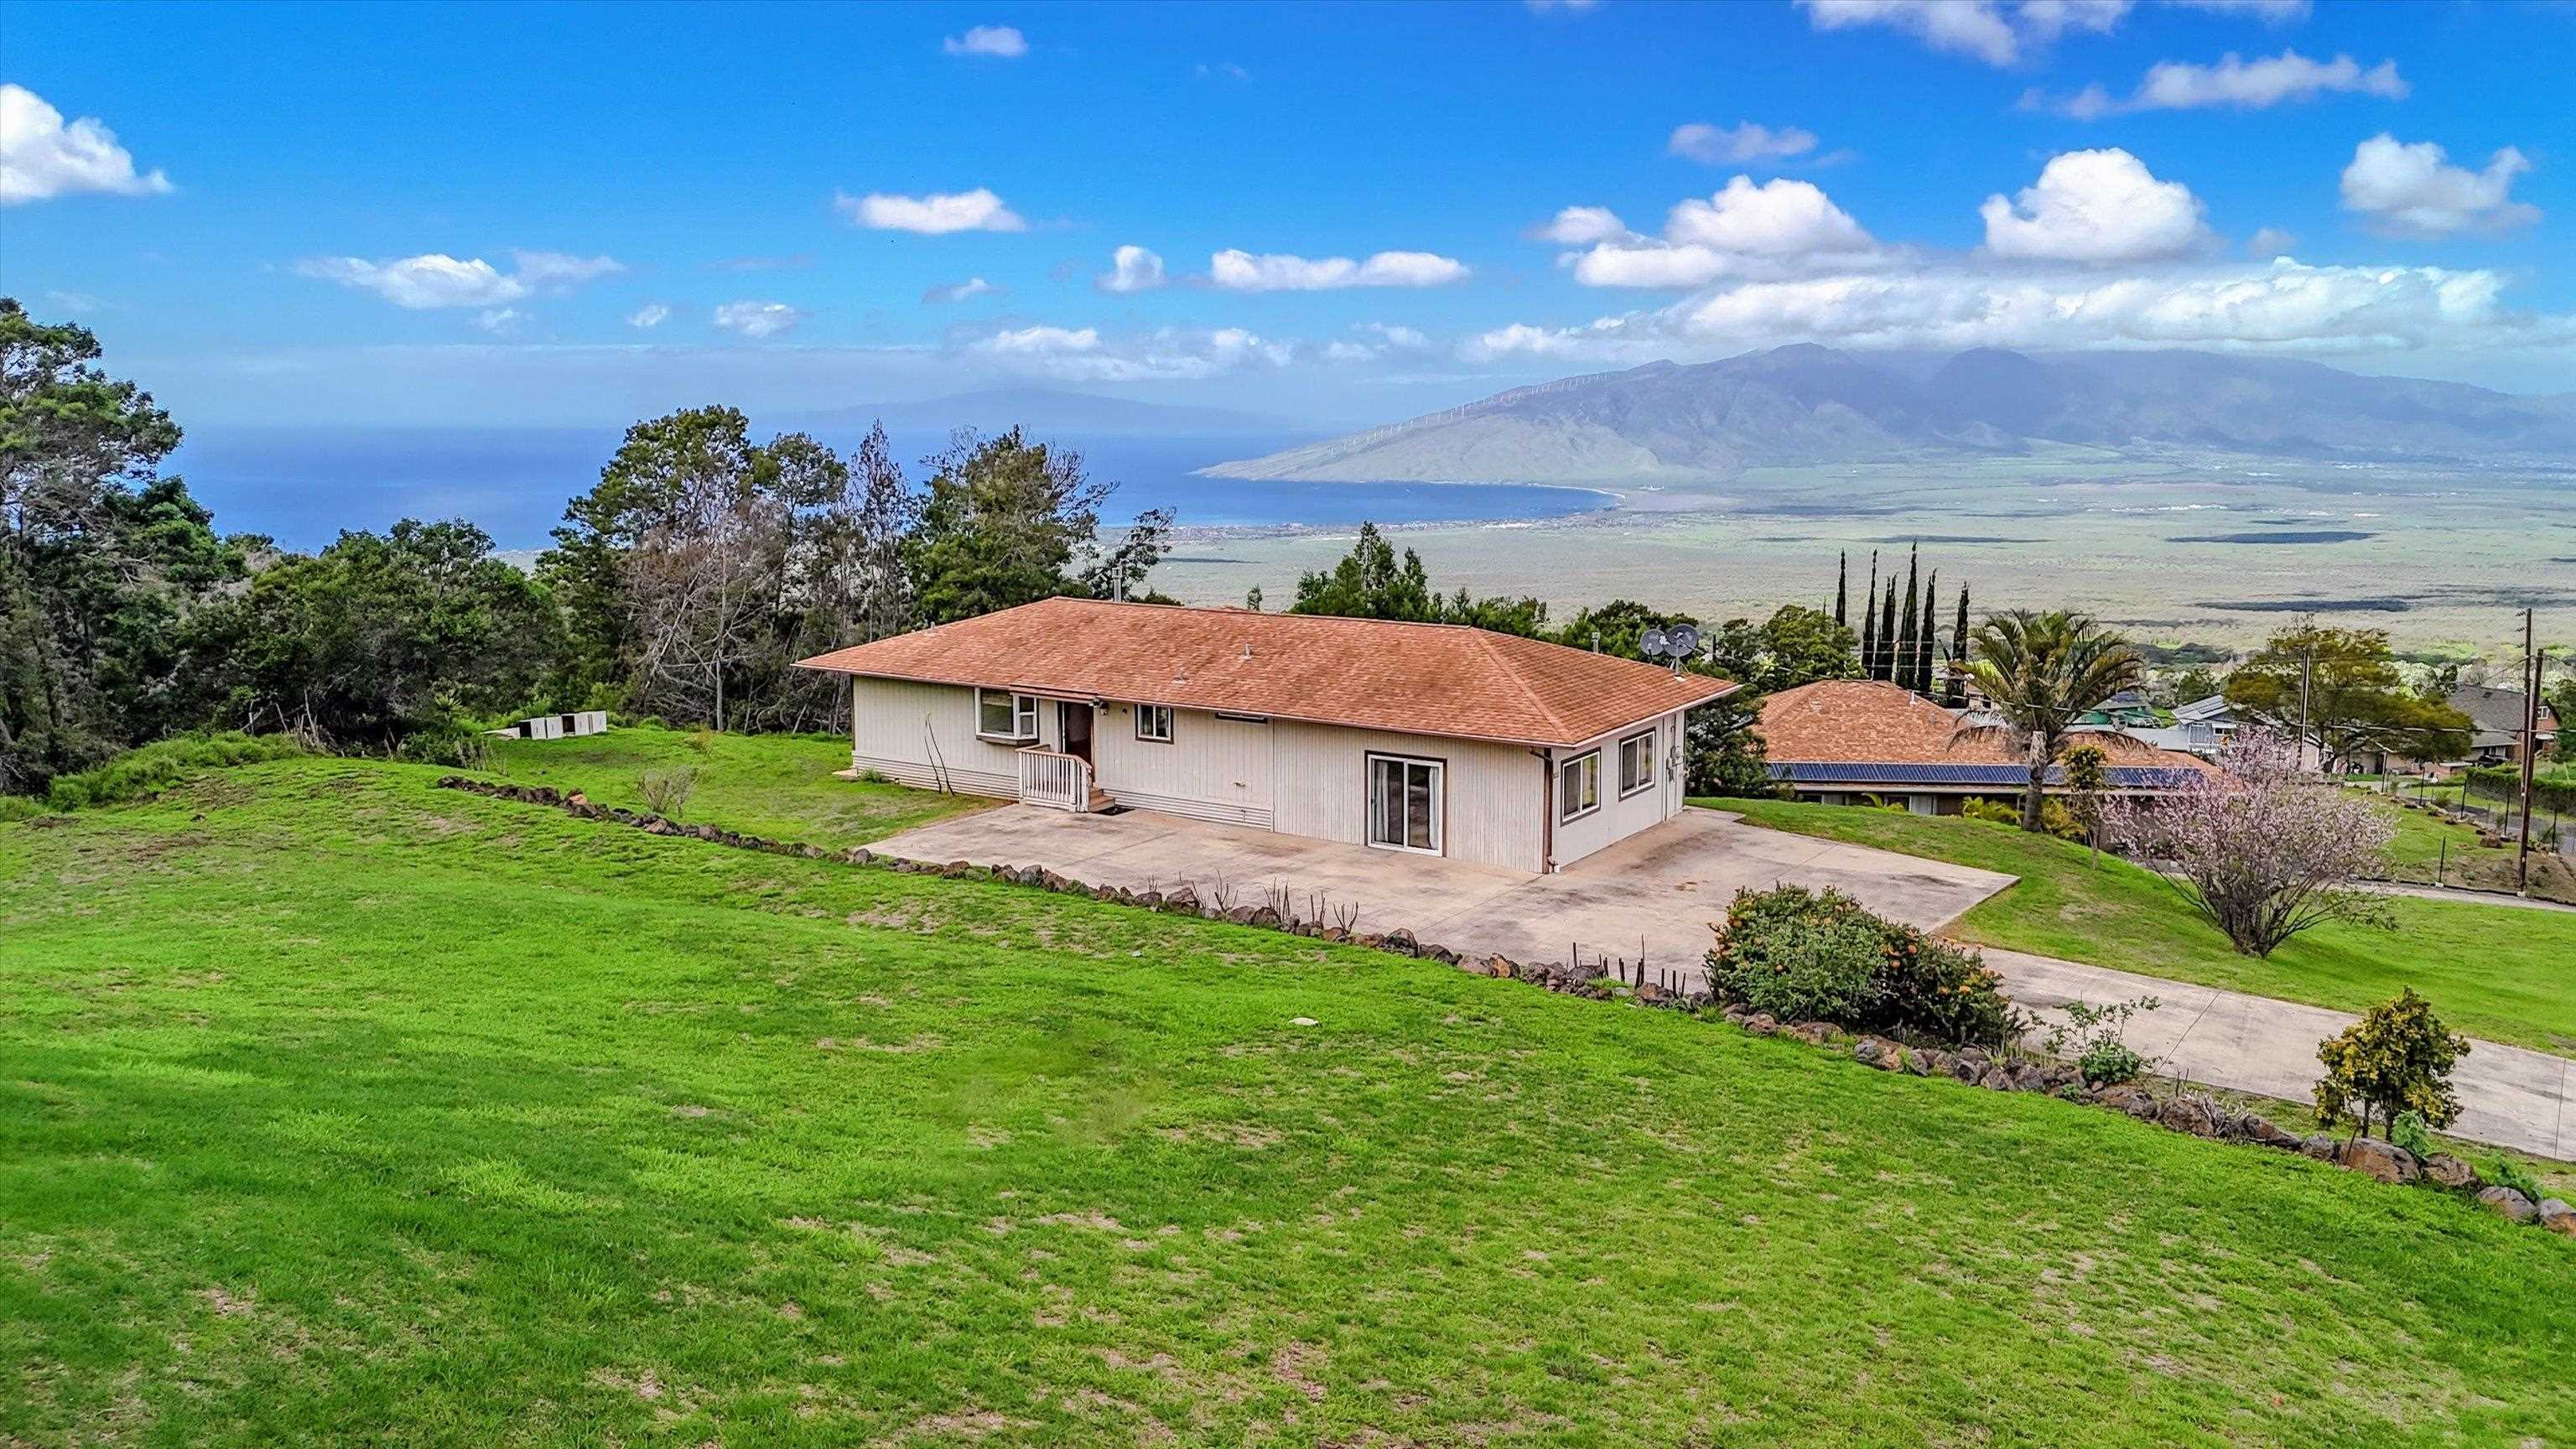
[1286, 521, 1544, 631]
[2224, 623, 2471, 771]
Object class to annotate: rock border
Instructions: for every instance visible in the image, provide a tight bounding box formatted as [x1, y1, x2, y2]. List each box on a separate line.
[434, 775, 2574, 1244]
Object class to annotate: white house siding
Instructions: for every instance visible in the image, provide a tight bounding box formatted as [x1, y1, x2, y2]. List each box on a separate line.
[847, 678, 1041, 798]
[1548, 710, 1684, 869]
[1270, 720, 1545, 873]
[1092, 703, 1275, 828]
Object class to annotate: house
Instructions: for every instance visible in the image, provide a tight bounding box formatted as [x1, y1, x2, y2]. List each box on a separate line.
[2072, 688, 2158, 729]
[2444, 683, 2559, 768]
[793, 597, 1734, 874]
[1756, 680, 2210, 815]
[2173, 693, 2242, 735]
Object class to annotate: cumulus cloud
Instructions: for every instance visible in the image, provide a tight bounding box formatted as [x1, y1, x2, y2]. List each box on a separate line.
[1669, 176, 1874, 254]
[2340, 134, 2539, 238]
[1208, 248, 1469, 291]
[1797, 0, 2026, 66]
[626, 303, 673, 329]
[474, 308, 527, 335]
[2047, 49, 2405, 117]
[1465, 257, 2559, 364]
[923, 277, 1000, 304]
[0, 84, 173, 205]
[1531, 205, 1629, 246]
[1980, 149, 2209, 262]
[712, 301, 807, 338]
[1667, 122, 1819, 165]
[1322, 321, 1438, 363]
[942, 24, 1027, 58]
[2246, 227, 2297, 258]
[295, 249, 621, 309]
[970, 324, 1293, 381]
[2164, 0, 2309, 21]
[2014, 0, 2134, 43]
[834, 188, 1025, 234]
[1098, 245, 1166, 293]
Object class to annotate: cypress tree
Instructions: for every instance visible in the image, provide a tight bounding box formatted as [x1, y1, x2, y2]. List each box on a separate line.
[1834, 551, 1847, 626]
[1897, 543, 1919, 689]
[1859, 579, 1877, 679]
[1914, 571, 1938, 693]
[1946, 584, 1971, 706]
[1877, 578, 1898, 683]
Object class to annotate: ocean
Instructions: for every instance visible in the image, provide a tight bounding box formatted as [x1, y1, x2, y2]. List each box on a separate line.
[164, 427, 1613, 552]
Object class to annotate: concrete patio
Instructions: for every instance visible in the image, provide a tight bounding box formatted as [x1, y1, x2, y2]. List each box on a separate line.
[867, 803, 2015, 983]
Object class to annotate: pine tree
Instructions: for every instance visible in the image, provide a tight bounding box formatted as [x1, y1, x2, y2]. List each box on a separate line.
[1834, 551, 1847, 626]
[1946, 584, 1971, 706]
[1877, 575, 1899, 683]
[1897, 543, 1919, 690]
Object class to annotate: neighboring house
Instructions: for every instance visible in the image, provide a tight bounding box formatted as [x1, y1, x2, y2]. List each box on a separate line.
[794, 597, 1732, 873]
[2072, 688, 2158, 729]
[2444, 684, 2559, 768]
[2173, 693, 2242, 736]
[1756, 680, 2210, 814]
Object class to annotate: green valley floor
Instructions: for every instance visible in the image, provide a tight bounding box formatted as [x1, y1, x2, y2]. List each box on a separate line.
[5, 759, 2575, 1446]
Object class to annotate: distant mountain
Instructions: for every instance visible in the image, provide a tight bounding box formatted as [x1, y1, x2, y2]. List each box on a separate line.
[1202, 345, 2576, 483]
[782, 387, 1299, 439]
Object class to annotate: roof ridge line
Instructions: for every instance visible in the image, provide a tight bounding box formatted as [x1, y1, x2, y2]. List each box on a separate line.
[1480, 630, 1569, 740]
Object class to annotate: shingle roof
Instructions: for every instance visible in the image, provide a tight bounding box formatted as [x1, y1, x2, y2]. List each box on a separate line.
[795, 597, 1734, 749]
[1756, 679, 2211, 786]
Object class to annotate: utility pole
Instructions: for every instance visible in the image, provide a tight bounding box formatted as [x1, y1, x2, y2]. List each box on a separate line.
[2296, 641, 2315, 775]
[2517, 608, 2540, 895]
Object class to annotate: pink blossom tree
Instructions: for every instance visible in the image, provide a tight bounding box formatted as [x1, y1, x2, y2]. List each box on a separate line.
[2105, 731, 2394, 958]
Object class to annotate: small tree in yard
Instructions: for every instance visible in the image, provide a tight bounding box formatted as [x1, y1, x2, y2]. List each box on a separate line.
[2314, 988, 2469, 1143]
[2105, 730, 2393, 958]
[2063, 743, 2109, 869]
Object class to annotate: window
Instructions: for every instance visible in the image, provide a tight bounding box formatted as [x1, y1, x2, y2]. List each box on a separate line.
[978, 688, 1038, 740]
[1618, 729, 1655, 797]
[1135, 703, 1174, 743]
[1367, 754, 1442, 854]
[1559, 750, 1601, 822]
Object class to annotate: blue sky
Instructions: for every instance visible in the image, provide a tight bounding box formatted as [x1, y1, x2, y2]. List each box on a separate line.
[5, 0, 2570, 428]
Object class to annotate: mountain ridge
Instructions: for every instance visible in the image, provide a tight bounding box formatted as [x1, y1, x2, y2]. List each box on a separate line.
[1201, 346, 2576, 484]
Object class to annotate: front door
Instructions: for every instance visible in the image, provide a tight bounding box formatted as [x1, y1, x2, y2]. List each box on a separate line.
[1366, 754, 1442, 855]
[1059, 702, 1093, 764]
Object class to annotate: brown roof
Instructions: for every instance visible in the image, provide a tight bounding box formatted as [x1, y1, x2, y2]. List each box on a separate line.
[1757, 680, 2210, 771]
[795, 597, 1733, 749]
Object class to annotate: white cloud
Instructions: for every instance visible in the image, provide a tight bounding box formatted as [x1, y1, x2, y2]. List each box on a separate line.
[1465, 257, 2562, 363]
[1208, 248, 1469, 291]
[474, 308, 527, 335]
[1322, 322, 1439, 364]
[2340, 134, 2539, 238]
[1532, 205, 1629, 246]
[712, 301, 806, 338]
[1571, 243, 1747, 289]
[942, 24, 1027, 58]
[2050, 49, 2404, 117]
[1358, 322, 1432, 350]
[1980, 148, 2209, 262]
[0, 84, 173, 205]
[1195, 61, 1253, 81]
[834, 188, 1026, 234]
[1098, 245, 1167, 293]
[2246, 227, 2297, 257]
[2163, 0, 2309, 21]
[296, 254, 530, 309]
[2016, 0, 2134, 43]
[970, 325, 1292, 382]
[626, 303, 673, 329]
[295, 249, 623, 309]
[1668, 176, 1874, 254]
[923, 277, 1000, 304]
[1667, 122, 1819, 165]
[1798, 0, 2023, 65]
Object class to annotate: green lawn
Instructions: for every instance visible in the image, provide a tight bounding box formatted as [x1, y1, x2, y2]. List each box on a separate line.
[482, 722, 986, 849]
[1706, 797, 2576, 1057]
[5, 761, 2573, 1446]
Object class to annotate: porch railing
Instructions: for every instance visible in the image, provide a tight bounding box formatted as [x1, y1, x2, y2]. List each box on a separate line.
[1018, 747, 1090, 813]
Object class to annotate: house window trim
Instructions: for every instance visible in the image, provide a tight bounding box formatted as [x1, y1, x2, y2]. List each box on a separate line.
[1135, 702, 1175, 745]
[1617, 728, 1657, 799]
[1559, 749, 1602, 823]
[976, 688, 1040, 743]
[1363, 750, 1446, 858]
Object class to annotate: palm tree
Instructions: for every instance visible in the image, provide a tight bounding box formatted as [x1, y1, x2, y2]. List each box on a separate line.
[1957, 610, 2143, 833]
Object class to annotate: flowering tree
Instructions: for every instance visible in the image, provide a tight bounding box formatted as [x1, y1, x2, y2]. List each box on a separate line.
[2105, 730, 2394, 958]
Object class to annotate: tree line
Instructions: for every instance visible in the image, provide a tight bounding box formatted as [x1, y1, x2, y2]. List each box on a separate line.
[0, 298, 1171, 794]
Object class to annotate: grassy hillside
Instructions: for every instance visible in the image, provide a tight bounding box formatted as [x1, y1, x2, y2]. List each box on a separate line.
[1710, 797, 2576, 1057]
[3, 760, 2573, 1446]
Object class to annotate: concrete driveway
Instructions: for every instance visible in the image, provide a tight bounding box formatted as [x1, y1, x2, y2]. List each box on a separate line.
[865, 804, 2016, 983]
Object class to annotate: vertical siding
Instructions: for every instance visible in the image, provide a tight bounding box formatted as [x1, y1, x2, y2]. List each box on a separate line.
[1550, 711, 1683, 868]
[1091, 704, 1275, 827]
[848, 678, 1029, 797]
[1270, 721, 1544, 873]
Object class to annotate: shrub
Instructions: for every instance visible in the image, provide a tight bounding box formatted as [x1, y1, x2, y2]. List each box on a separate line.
[2044, 995, 2161, 1086]
[638, 766, 699, 819]
[0, 796, 44, 823]
[41, 733, 309, 813]
[2388, 1109, 2435, 1161]
[395, 719, 493, 771]
[1708, 886, 2021, 1048]
[2314, 988, 2469, 1141]
[1961, 797, 2019, 827]
[2488, 1156, 2544, 1203]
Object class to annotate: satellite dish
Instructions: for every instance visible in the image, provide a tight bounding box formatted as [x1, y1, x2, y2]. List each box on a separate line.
[1639, 626, 1668, 659]
[1665, 623, 1701, 658]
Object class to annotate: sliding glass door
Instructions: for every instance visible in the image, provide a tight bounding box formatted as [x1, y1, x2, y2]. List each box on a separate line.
[1366, 754, 1442, 855]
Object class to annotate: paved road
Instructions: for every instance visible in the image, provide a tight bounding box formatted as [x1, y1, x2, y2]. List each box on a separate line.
[1990, 948, 2572, 1161]
[2356, 881, 2576, 915]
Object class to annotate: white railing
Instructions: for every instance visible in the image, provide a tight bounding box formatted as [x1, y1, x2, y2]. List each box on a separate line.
[1017, 748, 1090, 813]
